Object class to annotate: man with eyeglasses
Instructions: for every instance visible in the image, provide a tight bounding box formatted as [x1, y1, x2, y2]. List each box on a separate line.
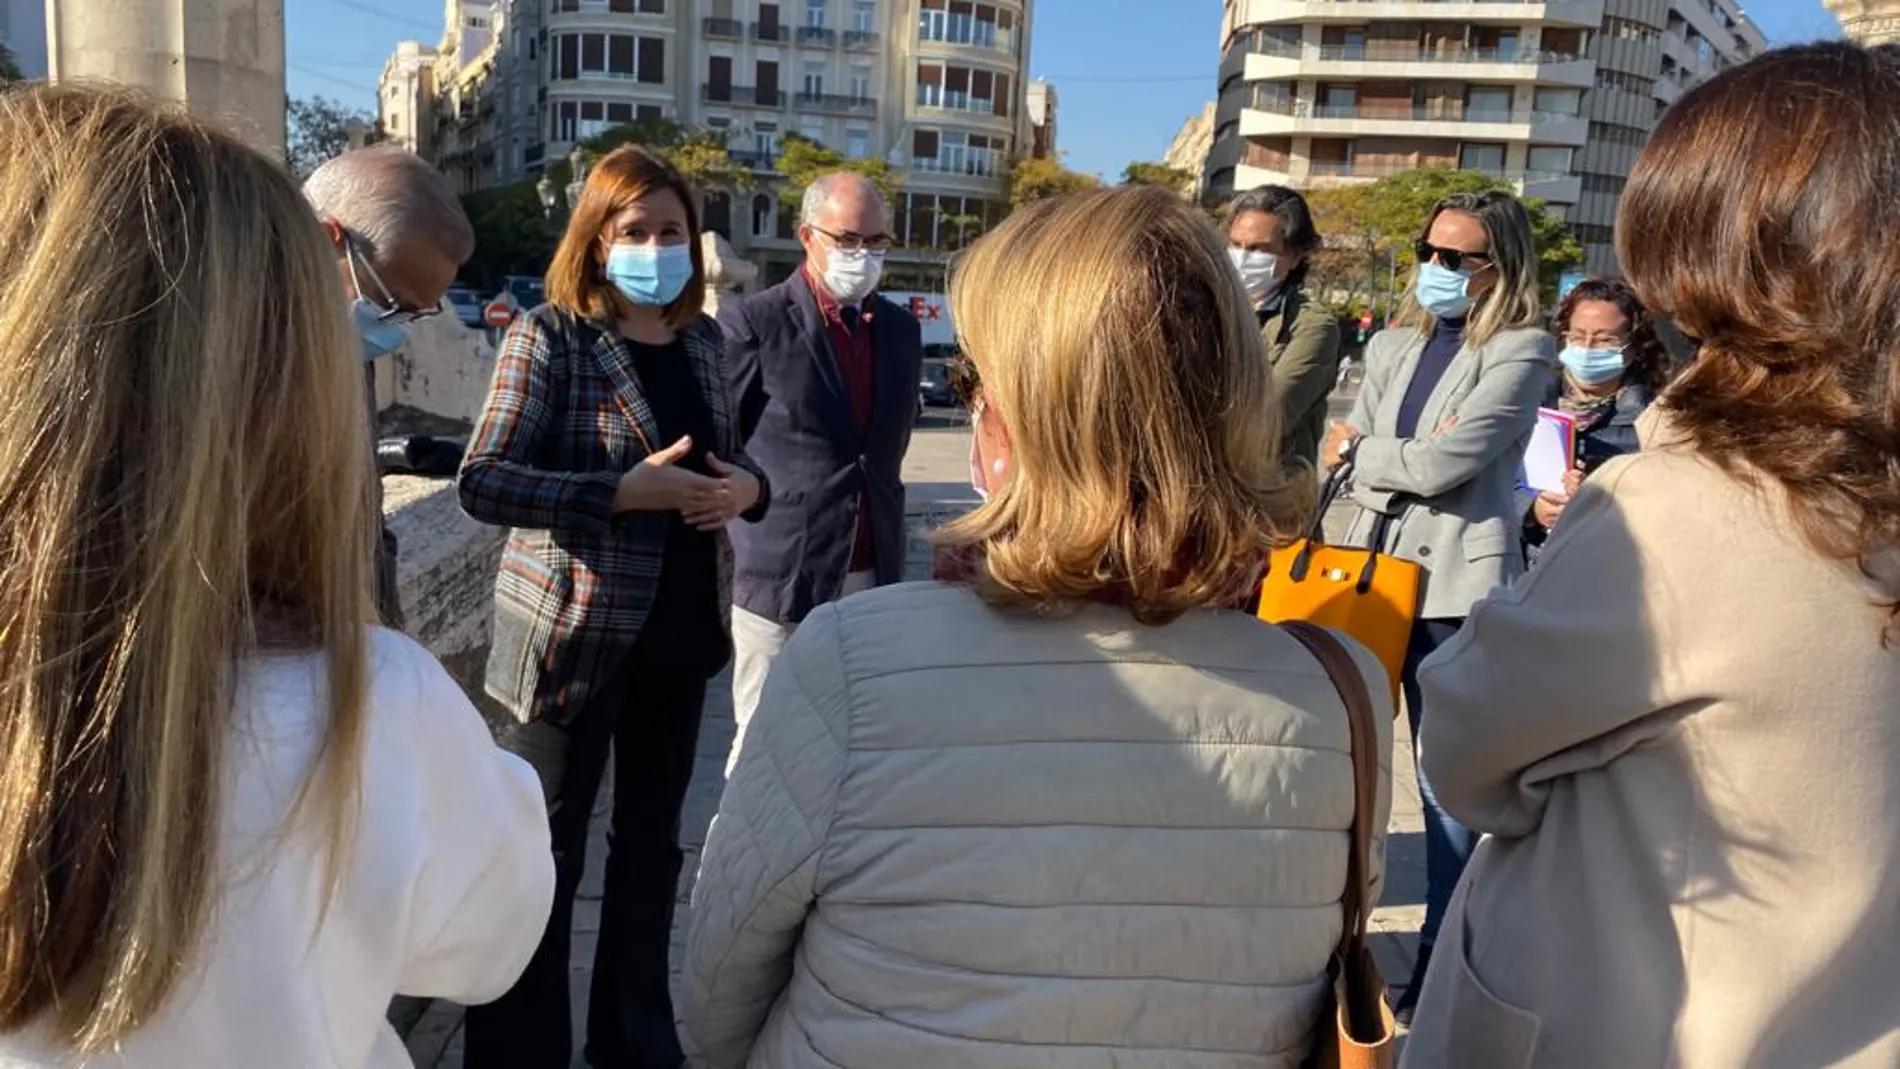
[304, 145, 476, 629]
[718, 171, 923, 767]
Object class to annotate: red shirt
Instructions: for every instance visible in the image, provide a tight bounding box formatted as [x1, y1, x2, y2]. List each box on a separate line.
[807, 265, 878, 572]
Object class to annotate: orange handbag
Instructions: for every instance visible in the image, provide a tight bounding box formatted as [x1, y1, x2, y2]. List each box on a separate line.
[1258, 461, 1420, 707]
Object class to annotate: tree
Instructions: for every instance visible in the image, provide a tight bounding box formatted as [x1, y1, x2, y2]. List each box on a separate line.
[458, 180, 554, 295]
[1300, 168, 1584, 312]
[1008, 155, 1099, 207]
[580, 118, 753, 196]
[0, 42, 20, 83]
[1121, 161, 1196, 194]
[287, 96, 376, 179]
[773, 132, 900, 207]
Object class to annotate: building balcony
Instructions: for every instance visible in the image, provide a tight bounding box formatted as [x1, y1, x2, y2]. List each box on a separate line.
[910, 155, 1007, 180]
[842, 30, 881, 51]
[727, 149, 780, 171]
[794, 91, 878, 117]
[703, 17, 743, 39]
[916, 29, 1023, 58]
[914, 96, 1015, 126]
[1239, 102, 1588, 145]
[700, 84, 788, 108]
[1239, 0, 1604, 29]
[796, 26, 838, 47]
[752, 22, 791, 43]
[1244, 44, 1595, 87]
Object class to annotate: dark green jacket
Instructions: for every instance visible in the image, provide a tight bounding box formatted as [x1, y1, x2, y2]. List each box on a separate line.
[1260, 288, 1343, 471]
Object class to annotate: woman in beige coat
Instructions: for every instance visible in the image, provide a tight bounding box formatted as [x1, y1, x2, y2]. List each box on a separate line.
[1402, 42, 1900, 1069]
[681, 186, 1394, 1068]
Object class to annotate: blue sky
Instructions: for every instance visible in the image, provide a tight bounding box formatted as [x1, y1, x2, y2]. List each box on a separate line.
[288, 0, 1841, 182]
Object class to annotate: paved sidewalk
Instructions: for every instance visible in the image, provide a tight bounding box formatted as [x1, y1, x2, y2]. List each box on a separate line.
[416, 411, 1427, 1066]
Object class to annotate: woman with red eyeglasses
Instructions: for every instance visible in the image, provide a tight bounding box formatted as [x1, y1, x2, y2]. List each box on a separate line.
[1320, 189, 1555, 1024]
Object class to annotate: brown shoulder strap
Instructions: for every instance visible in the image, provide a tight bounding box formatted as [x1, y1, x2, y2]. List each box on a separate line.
[1283, 621, 1379, 964]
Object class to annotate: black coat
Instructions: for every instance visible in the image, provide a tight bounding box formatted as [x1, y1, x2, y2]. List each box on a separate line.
[719, 271, 923, 625]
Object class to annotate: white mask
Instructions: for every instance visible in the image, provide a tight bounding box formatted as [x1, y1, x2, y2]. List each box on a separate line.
[1228, 247, 1280, 304]
[969, 400, 990, 502]
[823, 248, 885, 305]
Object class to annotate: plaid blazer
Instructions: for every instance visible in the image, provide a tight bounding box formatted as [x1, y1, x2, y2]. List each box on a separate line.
[458, 305, 767, 725]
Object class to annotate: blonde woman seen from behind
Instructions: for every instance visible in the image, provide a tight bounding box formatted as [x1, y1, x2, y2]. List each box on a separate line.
[683, 185, 1394, 1069]
[0, 86, 553, 1066]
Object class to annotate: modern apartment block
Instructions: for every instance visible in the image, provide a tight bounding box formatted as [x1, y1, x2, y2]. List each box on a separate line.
[381, 0, 1035, 287]
[1568, 0, 1762, 273]
[1204, 0, 1763, 276]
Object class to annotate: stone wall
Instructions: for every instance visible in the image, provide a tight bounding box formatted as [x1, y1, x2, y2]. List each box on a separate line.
[383, 475, 510, 732]
[373, 314, 498, 429]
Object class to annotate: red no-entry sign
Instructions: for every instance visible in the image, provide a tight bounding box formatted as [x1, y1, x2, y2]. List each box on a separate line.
[484, 301, 515, 329]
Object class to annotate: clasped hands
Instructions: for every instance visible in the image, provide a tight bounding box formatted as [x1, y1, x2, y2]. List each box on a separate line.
[1533, 464, 1586, 529]
[613, 435, 760, 531]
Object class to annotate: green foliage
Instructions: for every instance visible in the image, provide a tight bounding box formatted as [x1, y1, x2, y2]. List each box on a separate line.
[1121, 161, 1196, 193]
[0, 43, 20, 83]
[459, 181, 555, 295]
[1008, 155, 1100, 207]
[286, 96, 375, 180]
[772, 133, 901, 206]
[1299, 168, 1584, 311]
[579, 119, 755, 194]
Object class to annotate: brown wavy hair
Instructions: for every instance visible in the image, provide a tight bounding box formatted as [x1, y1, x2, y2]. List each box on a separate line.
[937, 185, 1311, 624]
[1552, 277, 1672, 394]
[1618, 41, 1900, 629]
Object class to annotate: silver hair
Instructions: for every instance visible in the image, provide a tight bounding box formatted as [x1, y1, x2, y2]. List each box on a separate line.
[800, 171, 886, 228]
[302, 145, 476, 266]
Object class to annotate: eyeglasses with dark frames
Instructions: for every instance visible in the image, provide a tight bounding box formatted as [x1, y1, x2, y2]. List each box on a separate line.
[809, 225, 896, 255]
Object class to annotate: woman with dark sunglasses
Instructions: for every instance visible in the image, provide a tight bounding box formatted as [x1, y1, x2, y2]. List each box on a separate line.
[1320, 189, 1555, 1024]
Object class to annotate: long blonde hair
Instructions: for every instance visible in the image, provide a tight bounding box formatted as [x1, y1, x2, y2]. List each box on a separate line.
[1392, 190, 1543, 347]
[939, 185, 1310, 624]
[0, 85, 374, 1050]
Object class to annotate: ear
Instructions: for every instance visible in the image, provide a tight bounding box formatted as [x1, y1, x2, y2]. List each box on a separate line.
[321, 218, 346, 252]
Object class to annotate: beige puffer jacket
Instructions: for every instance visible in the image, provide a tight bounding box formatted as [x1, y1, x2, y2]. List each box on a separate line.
[682, 582, 1392, 1069]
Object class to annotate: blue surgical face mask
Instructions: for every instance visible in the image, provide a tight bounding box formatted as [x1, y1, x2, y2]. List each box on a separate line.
[1560, 344, 1628, 386]
[1415, 261, 1474, 319]
[354, 299, 410, 362]
[605, 242, 694, 307]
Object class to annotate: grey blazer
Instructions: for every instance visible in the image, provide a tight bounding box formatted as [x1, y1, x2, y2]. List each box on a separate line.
[1343, 323, 1556, 620]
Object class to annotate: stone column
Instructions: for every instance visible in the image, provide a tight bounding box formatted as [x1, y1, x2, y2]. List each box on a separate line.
[702, 231, 758, 318]
[46, 0, 286, 158]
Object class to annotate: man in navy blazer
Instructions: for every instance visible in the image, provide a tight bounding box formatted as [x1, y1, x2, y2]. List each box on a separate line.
[719, 172, 922, 763]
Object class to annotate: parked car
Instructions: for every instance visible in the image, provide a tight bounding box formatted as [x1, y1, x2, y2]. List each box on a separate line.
[446, 285, 484, 329]
[504, 275, 545, 310]
[919, 358, 957, 408]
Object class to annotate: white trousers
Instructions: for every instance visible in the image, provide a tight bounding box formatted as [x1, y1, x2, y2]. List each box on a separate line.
[727, 569, 876, 775]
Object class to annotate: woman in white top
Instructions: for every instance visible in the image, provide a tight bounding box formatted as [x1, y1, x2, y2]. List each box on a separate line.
[0, 85, 554, 1066]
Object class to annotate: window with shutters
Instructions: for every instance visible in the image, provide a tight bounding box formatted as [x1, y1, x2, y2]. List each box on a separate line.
[916, 63, 943, 108]
[846, 128, 869, 158]
[638, 104, 662, 122]
[557, 100, 578, 141]
[912, 129, 940, 159]
[638, 38, 664, 84]
[580, 100, 605, 139]
[608, 101, 633, 123]
[919, 0, 946, 41]
[752, 194, 774, 237]
[853, 0, 875, 31]
[970, 68, 994, 109]
[944, 66, 970, 110]
[581, 34, 605, 74]
[850, 62, 873, 101]
[993, 72, 1011, 118]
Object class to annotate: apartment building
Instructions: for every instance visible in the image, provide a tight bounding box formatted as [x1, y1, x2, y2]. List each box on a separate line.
[1825, 0, 1900, 45]
[380, 43, 440, 158]
[1204, 0, 1763, 276]
[381, 0, 1035, 287]
[1025, 77, 1056, 157]
[1568, 0, 1762, 272]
